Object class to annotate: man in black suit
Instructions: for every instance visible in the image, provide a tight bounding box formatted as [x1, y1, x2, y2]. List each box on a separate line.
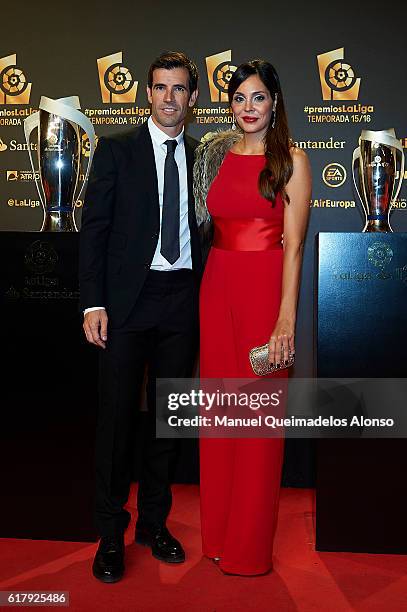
[79, 52, 201, 583]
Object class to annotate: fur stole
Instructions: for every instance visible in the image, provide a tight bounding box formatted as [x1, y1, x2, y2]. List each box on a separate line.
[193, 129, 243, 226]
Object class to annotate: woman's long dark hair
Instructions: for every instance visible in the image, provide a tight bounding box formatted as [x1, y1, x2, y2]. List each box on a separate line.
[228, 59, 293, 205]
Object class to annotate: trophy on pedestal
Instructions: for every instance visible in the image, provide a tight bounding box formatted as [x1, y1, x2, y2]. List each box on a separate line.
[23, 96, 96, 232]
[352, 129, 405, 232]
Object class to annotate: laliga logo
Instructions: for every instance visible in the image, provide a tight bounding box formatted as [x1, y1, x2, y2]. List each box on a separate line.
[0, 53, 32, 105]
[368, 242, 393, 270]
[24, 240, 58, 274]
[82, 133, 98, 157]
[97, 52, 138, 104]
[206, 50, 237, 103]
[317, 48, 361, 101]
[323, 163, 347, 187]
[368, 242, 393, 279]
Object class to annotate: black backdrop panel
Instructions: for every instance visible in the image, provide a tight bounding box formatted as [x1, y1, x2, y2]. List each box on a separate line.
[1, 1, 407, 491]
[1, 1, 406, 378]
[0, 233, 98, 541]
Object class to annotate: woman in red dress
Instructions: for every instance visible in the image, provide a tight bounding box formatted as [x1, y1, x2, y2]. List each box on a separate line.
[194, 60, 312, 575]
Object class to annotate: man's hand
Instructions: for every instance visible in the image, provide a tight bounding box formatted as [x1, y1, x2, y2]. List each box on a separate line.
[83, 309, 108, 349]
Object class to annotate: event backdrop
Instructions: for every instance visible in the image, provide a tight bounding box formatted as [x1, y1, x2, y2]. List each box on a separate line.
[1, 0, 406, 384]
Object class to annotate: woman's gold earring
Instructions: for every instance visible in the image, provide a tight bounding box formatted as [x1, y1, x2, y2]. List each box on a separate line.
[232, 115, 237, 130]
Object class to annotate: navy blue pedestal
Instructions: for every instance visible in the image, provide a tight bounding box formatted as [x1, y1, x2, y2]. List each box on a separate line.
[315, 233, 407, 553]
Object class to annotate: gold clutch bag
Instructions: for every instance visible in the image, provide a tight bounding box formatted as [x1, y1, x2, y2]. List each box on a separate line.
[249, 343, 295, 376]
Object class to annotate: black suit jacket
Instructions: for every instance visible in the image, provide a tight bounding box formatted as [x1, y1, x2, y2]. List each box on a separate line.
[79, 122, 202, 328]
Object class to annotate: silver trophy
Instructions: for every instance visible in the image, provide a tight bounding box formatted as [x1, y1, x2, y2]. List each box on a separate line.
[24, 96, 96, 231]
[352, 129, 404, 232]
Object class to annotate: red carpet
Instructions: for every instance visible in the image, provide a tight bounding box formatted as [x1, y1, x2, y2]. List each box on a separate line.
[0, 486, 406, 611]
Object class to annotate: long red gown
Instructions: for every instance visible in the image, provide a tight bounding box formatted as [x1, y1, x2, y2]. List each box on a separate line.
[199, 150, 287, 576]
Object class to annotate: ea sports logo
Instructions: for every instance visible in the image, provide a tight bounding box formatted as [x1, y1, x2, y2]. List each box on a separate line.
[322, 163, 347, 188]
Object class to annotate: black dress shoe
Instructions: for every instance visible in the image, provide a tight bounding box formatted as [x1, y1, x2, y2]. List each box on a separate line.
[135, 525, 185, 563]
[92, 535, 125, 583]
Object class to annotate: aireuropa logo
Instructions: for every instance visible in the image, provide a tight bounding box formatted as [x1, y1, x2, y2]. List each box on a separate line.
[206, 51, 237, 102]
[322, 163, 347, 187]
[0, 136, 8, 151]
[317, 48, 361, 101]
[0, 54, 32, 105]
[97, 52, 138, 104]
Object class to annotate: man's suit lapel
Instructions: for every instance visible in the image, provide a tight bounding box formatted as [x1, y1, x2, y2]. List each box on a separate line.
[131, 122, 160, 215]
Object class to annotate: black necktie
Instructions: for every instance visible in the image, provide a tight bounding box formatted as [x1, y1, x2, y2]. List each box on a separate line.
[160, 139, 180, 264]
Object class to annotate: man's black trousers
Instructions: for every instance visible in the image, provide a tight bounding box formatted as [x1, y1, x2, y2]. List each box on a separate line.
[95, 269, 199, 536]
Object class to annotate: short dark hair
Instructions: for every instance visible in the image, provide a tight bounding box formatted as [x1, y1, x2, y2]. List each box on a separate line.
[148, 51, 198, 94]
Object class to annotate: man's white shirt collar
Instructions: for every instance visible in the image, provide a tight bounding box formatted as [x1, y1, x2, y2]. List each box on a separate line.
[148, 116, 184, 148]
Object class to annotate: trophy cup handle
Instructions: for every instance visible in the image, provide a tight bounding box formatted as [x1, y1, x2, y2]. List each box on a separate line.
[352, 146, 367, 225]
[391, 140, 405, 206]
[66, 107, 96, 206]
[37, 96, 96, 207]
[359, 129, 404, 205]
[23, 111, 46, 208]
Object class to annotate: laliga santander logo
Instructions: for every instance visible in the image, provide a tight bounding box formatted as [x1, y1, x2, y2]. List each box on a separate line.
[24, 240, 58, 274]
[317, 48, 361, 101]
[82, 133, 99, 157]
[0, 53, 32, 105]
[367, 242, 393, 273]
[206, 50, 237, 102]
[97, 51, 138, 104]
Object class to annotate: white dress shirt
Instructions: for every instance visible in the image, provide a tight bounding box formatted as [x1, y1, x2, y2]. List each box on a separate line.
[148, 116, 192, 270]
[84, 116, 192, 315]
